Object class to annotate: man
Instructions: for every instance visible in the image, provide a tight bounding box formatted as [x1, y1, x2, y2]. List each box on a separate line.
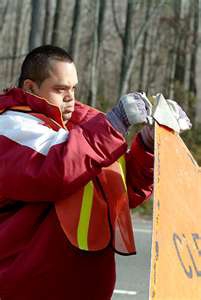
[0, 45, 190, 300]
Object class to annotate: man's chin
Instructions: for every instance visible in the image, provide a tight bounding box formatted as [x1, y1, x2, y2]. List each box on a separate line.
[62, 113, 72, 124]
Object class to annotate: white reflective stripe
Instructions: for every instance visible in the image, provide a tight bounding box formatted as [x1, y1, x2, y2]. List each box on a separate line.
[0, 111, 68, 155]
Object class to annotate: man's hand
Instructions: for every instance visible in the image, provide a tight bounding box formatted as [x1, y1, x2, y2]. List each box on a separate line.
[166, 99, 192, 132]
[140, 98, 192, 151]
[107, 91, 191, 140]
[106, 92, 152, 135]
[118, 92, 152, 126]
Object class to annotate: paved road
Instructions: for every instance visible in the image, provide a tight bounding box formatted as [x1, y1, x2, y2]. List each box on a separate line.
[112, 215, 153, 300]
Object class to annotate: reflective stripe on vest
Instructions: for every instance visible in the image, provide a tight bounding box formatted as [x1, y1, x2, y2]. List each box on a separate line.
[77, 155, 126, 251]
[118, 155, 127, 191]
[77, 180, 94, 250]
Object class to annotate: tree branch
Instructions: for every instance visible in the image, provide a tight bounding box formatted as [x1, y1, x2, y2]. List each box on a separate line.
[111, 0, 124, 42]
[120, 0, 167, 95]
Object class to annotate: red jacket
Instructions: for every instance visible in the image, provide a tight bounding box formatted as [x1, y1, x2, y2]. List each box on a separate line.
[0, 88, 153, 300]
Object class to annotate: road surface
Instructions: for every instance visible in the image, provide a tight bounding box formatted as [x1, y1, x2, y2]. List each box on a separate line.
[112, 215, 153, 300]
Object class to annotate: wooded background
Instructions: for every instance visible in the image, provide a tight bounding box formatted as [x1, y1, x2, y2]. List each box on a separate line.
[0, 0, 200, 161]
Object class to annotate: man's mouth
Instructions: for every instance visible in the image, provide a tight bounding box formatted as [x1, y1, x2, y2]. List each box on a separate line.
[62, 110, 73, 123]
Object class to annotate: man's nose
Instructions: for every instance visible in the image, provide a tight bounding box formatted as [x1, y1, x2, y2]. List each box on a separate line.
[64, 89, 74, 101]
[64, 89, 75, 102]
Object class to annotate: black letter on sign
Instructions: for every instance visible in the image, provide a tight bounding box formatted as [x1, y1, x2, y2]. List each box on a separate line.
[191, 233, 201, 276]
[173, 233, 193, 278]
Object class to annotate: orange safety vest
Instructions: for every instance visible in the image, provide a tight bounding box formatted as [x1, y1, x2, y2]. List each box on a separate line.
[55, 156, 136, 255]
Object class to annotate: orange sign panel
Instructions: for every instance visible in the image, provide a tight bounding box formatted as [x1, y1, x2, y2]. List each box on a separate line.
[149, 124, 201, 300]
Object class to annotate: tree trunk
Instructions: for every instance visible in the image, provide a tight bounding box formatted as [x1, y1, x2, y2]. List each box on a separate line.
[138, 0, 152, 91]
[51, 0, 62, 45]
[145, 19, 161, 94]
[119, 0, 135, 96]
[43, 0, 57, 44]
[173, 0, 191, 102]
[188, 0, 199, 123]
[68, 0, 83, 63]
[119, 0, 166, 97]
[11, 0, 22, 80]
[29, 0, 46, 51]
[195, 0, 201, 125]
[189, 0, 198, 95]
[88, 0, 106, 107]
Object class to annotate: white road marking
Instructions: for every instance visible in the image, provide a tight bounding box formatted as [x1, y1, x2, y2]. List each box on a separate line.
[114, 289, 137, 295]
[134, 227, 152, 234]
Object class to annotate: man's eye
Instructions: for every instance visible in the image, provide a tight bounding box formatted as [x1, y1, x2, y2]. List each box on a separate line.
[56, 88, 65, 93]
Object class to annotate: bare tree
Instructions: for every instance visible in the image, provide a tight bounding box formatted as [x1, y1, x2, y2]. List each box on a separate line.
[51, 0, 62, 45]
[13, 1, 30, 84]
[88, 0, 106, 107]
[118, 0, 136, 96]
[138, 0, 152, 91]
[145, 18, 161, 95]
[29, 0, 46, 51]
[68, 0, 83, 63]
[189, 0, 199, 96]
[188, 0, 199, 123]
[168, 0, 183, 98]
[0, 0, 9, 32]
[112, 0, 166, 97]
[0, 0, 12, 87]
[43, 0, 57, 44]
[195, 0, 201, 125]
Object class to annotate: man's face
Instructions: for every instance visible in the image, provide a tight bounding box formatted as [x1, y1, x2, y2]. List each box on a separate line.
[26, 60, 78, 124]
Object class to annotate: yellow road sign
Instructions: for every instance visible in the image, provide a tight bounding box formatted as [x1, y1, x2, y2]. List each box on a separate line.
[149, 124, 201, 300]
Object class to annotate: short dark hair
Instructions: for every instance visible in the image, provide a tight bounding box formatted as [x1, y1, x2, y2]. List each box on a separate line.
[18, 45, 73, 88]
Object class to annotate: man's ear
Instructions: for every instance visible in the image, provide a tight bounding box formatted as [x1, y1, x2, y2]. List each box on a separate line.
[22, 79, 36, 93]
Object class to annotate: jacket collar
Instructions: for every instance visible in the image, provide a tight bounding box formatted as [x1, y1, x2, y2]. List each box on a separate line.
[0, 87, 65, 128]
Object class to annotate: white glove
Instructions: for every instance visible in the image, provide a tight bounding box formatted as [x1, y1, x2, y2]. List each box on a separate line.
[106, 92, 152, 135]
[119, 92, 152, 125]
[166, 99, 192, 132]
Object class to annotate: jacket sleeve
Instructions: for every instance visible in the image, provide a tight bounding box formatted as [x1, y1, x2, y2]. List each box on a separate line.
[126, 133, 154, 208]
[0, 110, 127, 202]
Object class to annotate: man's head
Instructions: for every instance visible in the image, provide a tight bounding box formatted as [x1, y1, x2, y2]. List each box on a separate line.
[19, 45, 78, 123]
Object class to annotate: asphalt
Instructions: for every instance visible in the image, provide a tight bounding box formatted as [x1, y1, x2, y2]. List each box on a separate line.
[112, 214, 153, 300]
